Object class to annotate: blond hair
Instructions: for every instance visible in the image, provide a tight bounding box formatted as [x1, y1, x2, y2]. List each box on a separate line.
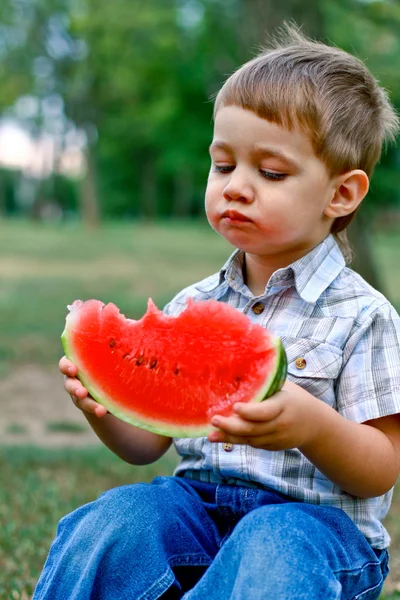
[214, 25, 399, 260]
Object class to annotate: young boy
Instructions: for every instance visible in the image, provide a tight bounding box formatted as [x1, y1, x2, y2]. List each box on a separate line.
[34, 27, 400, 599]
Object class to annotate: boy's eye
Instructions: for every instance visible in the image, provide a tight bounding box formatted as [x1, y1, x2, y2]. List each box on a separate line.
[260, 170, 287, 181]
[214, 165, 235, 173]
[213, 165, 287, 181]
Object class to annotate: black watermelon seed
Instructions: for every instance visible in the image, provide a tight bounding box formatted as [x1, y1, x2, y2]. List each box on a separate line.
[109, 339, 115, 348]
[174, 367, 180, 375]
[136, 357, 144, 366]
[149, 359, 158, 369]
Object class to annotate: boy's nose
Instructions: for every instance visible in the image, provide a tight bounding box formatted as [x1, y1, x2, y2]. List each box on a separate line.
[223, 179, 254, 203]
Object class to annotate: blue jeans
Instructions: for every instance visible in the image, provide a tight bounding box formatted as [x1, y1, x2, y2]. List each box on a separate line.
[33, 475, 389, 599]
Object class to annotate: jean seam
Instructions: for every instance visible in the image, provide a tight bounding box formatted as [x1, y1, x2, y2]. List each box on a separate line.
[219, 523, 233, 548]
[168, 553, 213, 568]
[137, 567, 175, 600]
[332, 560, 381, 576]
[351, 576, 384, 600]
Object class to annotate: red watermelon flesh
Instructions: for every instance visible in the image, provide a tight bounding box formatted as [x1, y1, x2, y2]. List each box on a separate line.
[61, 298, 287, 437]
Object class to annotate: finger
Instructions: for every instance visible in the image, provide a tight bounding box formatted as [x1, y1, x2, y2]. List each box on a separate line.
[64, 376, 88, 400]
[211, 414, 278, 438]
[59, 356, 78, 376]
[232, 398, 284, 422]
[211, 414, 262, 437]
[209, 427, 283, 449]
[208, 430, 265, 447]
[208, 426, 246, 444]
[74, 395, 108, 418]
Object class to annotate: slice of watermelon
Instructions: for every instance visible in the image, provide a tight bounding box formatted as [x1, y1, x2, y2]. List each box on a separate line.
[61, 298, 287, 437]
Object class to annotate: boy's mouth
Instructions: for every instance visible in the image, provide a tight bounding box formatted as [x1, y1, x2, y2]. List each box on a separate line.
[221, 210, 253, 222]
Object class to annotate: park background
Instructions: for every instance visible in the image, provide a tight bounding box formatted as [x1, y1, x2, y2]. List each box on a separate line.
[0, 0, 400, 597]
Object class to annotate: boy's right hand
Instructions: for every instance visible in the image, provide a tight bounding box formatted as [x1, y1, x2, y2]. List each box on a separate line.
[59, 356, 108, 418]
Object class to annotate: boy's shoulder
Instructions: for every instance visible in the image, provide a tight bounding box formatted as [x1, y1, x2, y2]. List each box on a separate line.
[326, 264, 397, 321]
[163, 237, 399, 328]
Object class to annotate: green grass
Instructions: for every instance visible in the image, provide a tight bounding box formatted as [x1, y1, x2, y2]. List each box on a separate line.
[0, 218, 231, 371]
[6, 424, 28, 435]
[45, 420, 88, 434]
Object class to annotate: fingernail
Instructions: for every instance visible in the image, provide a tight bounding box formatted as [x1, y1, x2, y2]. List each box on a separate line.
[211, 417, 220, 426]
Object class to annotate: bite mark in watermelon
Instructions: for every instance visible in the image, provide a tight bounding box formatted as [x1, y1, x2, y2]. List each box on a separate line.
[61, 298, 287, 437]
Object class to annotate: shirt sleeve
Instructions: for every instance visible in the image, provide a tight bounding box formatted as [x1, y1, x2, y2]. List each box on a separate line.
[162, 284, 201, 316]
[335, 301, 400, 423]
[162, 291, 189, 316]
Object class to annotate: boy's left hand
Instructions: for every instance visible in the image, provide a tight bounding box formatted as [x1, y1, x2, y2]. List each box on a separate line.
[208, 380, 324, 451]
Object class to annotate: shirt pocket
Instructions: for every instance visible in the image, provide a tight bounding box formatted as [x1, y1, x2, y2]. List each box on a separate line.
[281, 337, 343, 403]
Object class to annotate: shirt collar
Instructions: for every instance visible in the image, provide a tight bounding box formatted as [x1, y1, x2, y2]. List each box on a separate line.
[289, 235, 345, 303]
[198, 235, 345, 303]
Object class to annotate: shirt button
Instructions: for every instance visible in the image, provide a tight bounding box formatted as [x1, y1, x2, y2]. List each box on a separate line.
[295, 357, 307, 370]
[252, 302, 264, 315]
[222, 443, 234, 452]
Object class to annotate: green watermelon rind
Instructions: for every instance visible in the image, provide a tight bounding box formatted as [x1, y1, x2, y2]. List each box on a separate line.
[61, 329, 287, 439]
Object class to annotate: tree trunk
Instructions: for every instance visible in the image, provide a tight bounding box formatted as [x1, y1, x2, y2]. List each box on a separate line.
[140, 154, 158, 220]
[172, 170, 193, 218]
[30, 179, 46, 221]
[80, 146, 101, 228]
[0, 176, 6, 217]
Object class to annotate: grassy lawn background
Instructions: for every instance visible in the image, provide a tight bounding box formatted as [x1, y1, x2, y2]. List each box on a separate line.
[0, 218, 232, 373]
[0, 219, 399, 598]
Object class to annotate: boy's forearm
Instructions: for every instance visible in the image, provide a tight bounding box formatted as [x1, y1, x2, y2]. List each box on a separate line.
[84, 411, 172, 465]
[299, 400, 399, 498]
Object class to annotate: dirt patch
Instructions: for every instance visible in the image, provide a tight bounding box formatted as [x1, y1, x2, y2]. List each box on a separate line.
[0, 365, 100, 446]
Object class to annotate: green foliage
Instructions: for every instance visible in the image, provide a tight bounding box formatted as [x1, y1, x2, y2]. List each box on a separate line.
[0, 0, 398, 218]
[1, 0, 398, 221]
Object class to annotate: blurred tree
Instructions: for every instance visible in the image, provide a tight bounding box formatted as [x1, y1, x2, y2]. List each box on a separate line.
[0, 0, 81, 220]
[0, 0, 35, 110]
[0, 0, 399, 291]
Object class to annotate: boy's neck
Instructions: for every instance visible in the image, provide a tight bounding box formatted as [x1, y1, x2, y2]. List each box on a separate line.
[243, 246, 315, 297]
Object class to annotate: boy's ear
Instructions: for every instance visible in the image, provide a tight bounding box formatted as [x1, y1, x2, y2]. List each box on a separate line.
[324, 170, 369, 219]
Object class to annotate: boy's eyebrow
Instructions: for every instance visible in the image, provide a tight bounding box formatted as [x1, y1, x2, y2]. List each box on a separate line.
[253, 144, 302, 171]
[209, 141, 302, 171]
[209, 141, 232, 153]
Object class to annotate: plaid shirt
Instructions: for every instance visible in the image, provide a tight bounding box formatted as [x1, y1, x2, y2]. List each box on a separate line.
[164, 234, 400, 549]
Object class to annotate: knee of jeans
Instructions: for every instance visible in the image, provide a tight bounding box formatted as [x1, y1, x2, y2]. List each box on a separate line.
[58, 482, 167, 540]
[234, 504, 319, 548]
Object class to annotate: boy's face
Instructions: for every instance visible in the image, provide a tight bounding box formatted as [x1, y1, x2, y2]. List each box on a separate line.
[206, 106, 337, 263]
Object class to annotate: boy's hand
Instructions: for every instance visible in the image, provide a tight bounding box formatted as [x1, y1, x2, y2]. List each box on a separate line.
[208, 380, 324, 451]
[59, 356, 108, 418]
